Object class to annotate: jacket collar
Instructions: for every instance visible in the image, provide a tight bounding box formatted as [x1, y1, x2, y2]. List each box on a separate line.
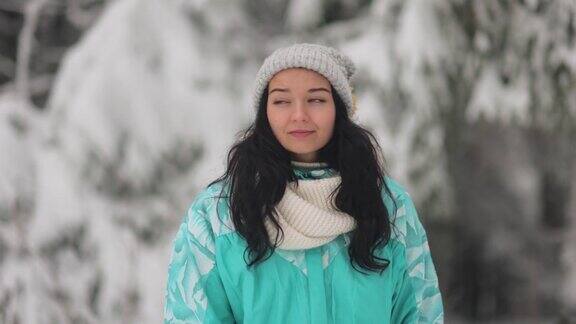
[290, 160, 339, 180]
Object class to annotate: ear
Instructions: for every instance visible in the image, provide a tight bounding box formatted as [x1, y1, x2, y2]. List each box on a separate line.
[350, 86, 358, 117]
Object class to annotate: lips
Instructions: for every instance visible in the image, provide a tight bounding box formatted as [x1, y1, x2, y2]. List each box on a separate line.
[289, 130, 314, 138]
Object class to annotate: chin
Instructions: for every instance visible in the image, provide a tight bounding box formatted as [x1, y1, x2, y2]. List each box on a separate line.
[287, 146, 318, 154]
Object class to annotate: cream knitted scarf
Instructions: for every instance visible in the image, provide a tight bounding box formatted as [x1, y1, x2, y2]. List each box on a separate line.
[264, 161, 357, 250]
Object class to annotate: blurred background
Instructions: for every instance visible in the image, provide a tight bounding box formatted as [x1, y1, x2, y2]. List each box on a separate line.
[1, 0, 575, 323]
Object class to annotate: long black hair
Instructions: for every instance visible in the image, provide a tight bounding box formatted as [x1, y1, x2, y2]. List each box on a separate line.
[208, 84, 398, 275]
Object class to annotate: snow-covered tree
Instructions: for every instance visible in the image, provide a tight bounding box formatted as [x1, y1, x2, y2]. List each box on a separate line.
[1, 0, 574, 322]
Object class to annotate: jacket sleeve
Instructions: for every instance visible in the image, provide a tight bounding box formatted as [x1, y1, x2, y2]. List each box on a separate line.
[163, 190, 236, 324]
[390, 191, 444, 324]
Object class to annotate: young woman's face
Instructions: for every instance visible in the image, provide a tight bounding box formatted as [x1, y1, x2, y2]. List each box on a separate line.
[266, 68, 336, 163]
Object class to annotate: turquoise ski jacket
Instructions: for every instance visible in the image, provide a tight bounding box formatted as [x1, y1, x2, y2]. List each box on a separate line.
[163, 165, 444, 323]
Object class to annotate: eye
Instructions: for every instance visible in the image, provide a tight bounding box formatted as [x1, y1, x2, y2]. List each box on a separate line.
[273, 100, 289, 105]
[309, 99, 326, 103]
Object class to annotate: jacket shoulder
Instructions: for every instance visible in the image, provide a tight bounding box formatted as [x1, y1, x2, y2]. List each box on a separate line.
[185, 179, 236, 239]
[383, 175, 410, 201]
[382, 176, 423, 245]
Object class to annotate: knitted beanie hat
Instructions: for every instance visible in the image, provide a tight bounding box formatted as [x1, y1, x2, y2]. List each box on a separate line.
[250, 43, 358, 119]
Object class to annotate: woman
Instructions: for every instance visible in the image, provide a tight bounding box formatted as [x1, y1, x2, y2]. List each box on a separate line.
[163, 43, 444, 323]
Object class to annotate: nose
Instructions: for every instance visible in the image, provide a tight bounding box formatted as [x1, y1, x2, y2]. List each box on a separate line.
[291, 100, 309, 122]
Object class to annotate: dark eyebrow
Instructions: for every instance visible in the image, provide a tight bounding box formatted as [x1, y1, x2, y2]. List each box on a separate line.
[268, 87, 331, 95]
[308, 88, 331, 94]
[269, 88, 289, 95]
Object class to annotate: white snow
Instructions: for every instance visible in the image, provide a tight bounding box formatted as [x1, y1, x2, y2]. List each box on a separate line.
[1, 0, 575, 322]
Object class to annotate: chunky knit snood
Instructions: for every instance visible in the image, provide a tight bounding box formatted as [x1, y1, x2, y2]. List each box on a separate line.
[264, 161, 356, 250]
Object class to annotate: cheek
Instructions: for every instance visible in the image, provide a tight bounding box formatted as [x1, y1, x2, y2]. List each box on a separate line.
[267, 108, 285, 134]
[318, 110, 336, 135]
